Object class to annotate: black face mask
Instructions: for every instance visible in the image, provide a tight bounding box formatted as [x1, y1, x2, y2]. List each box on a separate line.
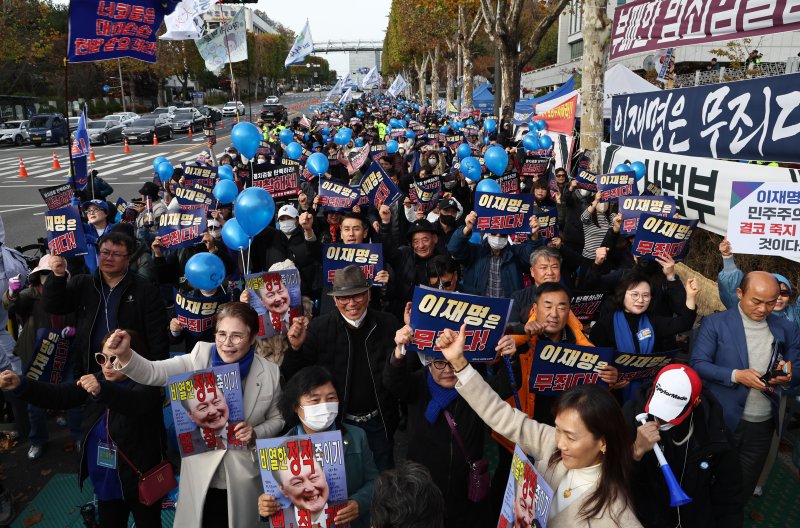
[439, 214, 456, 227]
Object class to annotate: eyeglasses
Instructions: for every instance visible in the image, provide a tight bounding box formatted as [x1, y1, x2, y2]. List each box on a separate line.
[779, 290, 791, 298]
[334, 291, 367, 304]
[627, 291, 651, 301]
[86, 208, 103, 215]
[215, 332, 247, 345]
[430, 360, 455, 371]
[95, 353, 117, 366]
[99, 250, 129, 259]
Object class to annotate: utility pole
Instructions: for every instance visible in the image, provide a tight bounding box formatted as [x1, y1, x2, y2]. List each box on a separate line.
[117, 59, 127, 113]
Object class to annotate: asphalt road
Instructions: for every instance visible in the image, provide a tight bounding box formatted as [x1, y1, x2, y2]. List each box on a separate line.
[0, 92, 321, 250]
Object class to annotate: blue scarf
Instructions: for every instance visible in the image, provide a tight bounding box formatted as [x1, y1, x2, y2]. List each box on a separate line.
[424, 371, 459, 424]
[613, 310, 654, 355]
[211, 344, 255, 380]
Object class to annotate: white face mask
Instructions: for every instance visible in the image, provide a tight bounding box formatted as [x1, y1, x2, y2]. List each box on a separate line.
[427, 158, 438, 167]
[443, 180, 457, 190]
[487, 235, 508, 251]
[299, 402, 339, 431]
[279, 220, 296, 235]
[577, 189, 591, 198]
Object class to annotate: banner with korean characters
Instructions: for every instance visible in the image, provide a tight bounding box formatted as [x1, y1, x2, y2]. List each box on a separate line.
[359, 161, 402, 208]
[318, 180, 361, 212]
[44, 206, 88, 257]
[612, 350, 678, 384]
[631, 213, 698, 261]
[597, 171, 637, 203]
[409, 175, 441, 213]
[182, 164, 218, 188]
[574, 170, 598, 192]
[173, 289, 229, 336]
[39, 184, 75, 210]
[529, 342, 613, 395]
[497, 445, 555, 528]
[474, 191, 536, 234]
[322, 244, 384, 286]
[157, 209, 207, 250]
[497, 171, 520, 194]
[25, 328, 72, 384]
[570, 292, 607, 323]
[535, 206, 559, 242]
[619, 196, 677, 235]
[251, 162, 300, 200]
[726, 181, 800, 257]
[174, 185, 214, 208]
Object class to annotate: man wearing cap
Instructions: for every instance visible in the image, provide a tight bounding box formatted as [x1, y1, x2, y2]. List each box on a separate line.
[81, 199, 113, 274]
[427, 197, 463, 247]
[282, 265, 401, 471]
[625, 364, 743, 527]
[133, 181, 166, 246]
[690, 271, 800, 498]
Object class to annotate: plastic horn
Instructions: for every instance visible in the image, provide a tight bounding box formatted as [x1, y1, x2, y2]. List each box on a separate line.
[636, 413, 692, 507]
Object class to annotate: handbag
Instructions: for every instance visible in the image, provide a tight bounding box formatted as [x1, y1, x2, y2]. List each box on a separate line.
[444, 410, 490, 503]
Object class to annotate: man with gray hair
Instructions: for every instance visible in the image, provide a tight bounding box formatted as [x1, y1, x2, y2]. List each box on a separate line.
[506, 246, 563, 334]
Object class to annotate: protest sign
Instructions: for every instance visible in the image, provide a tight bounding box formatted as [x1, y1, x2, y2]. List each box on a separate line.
[168, 364, 246, 457]
[359, 161, 401, 208]
[530, 341, 613, 395]
[631, 213, 698, 261]
[535, 206, 559, 241]
[39, 184, 75, 211]
[409, 176, 441, 213]
[408, 287, 513, 362]
[610, 0, 800, 60]
[244, 270, 303, 339]
[597, 171, 637, 203]
[726, 181, 800, 257]
[369, 143, 387, 162]
[252, 162, 300, 200]
[533, 94, 578, 135]
[342, 145, 371, 176]
[174, 185, 213, 208]
[570, 292, 607, 323]
[45, 206, 88, 257]
[25, 329, 71, 384]
[257, 430, 349, 528]
[474, 191, 535, 234]
[520, 154, 551, 180]
[619, 196, 677, 235]
[68, 0, 163, 63]
[318, 180, 360, 212]
[610, 73, 800, 163]
[498, 171, 520, 194]
[498, 445, 555, 528]
[174, 289, 229, 336]
[115, 198, 139, 224]
[574, 171, 597, 192]
[203, 124, 217, 147]
[613, 350, 678, 384]
[157, 209, 206, 250]
[182, 164, 218, 188]
[322, 244, 384, 286]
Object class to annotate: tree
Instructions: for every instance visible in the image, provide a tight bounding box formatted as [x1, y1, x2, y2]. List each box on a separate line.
[154, 40, 206, 101]
[579, 0, 611, 172]
[0, 0, 60, 94]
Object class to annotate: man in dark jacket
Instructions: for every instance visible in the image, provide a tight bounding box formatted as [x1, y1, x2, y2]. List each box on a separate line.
[626, 364, 744, 528]
[282, 266, 401, 471]
[44, 231, 169, 375]
[381, 219, 444, 310]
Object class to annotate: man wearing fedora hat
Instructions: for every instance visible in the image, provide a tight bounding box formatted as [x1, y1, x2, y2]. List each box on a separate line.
[282, 265, 401, 471]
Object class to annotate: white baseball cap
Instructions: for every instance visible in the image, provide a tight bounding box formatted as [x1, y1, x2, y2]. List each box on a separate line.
[645, 364, 702, 426]
[278, 204, 299, 219]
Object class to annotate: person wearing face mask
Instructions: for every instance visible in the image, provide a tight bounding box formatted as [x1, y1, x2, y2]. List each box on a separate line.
[426, 197, 462, 247]
[578, 191, 614, 284]
[257, 366, 378, 528]
[424, 148, 446, 176]
[562, 178, 594, 254]
[624, 365, 744, 528]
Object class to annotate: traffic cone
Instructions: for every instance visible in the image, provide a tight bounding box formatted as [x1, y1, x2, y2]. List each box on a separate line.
[218, 120, 224, 129]
[123, 138, 131, 153]
[188, 127, 193, 138]
[152, 133, 159, 146]
[18, 158, 28, 178]
[90, 147, 97, 162]
[52, 152, 62, 170]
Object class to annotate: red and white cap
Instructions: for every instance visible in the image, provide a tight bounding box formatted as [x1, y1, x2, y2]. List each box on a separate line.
[645, 364, 702, 426]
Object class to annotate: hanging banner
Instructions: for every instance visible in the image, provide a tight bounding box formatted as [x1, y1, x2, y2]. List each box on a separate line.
[359, 161, 401, 208]
[612, 350, 678, 384]
[408, 287, 513, 363]
[597, 171, 638, 203]
[498, 446, 555, 528]
[195, 8, 247, 73]
[473, 191, 535, 234]
[68, 0, 164, 63]
[570, 292, 607, 323]
[530, 342, 613, 395]
[45, 206, 88, 257]
[318, 180, 360, 212]
[251, 162, 300, 199]
[39, 184, 75, 210]
[619, 196, 677, 235]
[610, 0, 800, 60]
[244, 270, 303, 339]
[173, 289, 229, 336]
[726, 181, 800, 257]
[631, 213, 698, 261]
[535, 206, 559, 241]
[322, 244, 384, 286]
[532, 94, 578, 135]
[157, 209, 207, 250]
[26, 328, 72, 384]
[610, 73, 800, 163]
[409, 176, 441, 213]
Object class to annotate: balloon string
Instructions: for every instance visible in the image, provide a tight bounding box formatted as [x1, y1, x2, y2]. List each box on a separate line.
[504, 355, 522, 410]
[246, 237, 252, 276]
[239, 248, 246, 278]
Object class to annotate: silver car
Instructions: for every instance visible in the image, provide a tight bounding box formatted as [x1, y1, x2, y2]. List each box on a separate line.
[0, 120, 29, 146]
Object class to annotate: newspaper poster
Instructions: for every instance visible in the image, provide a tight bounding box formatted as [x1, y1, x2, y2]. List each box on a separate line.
[726, 181, 800, 257]
[256, 430, 349, 528]
[497, 445, 555, 528]
[174, 289, 229, 336]
[44, 206, 88, 257]
[244, 269, 303, 339]
[167, 364, 246, 457]
[530, 341, 613, 395]
[322, 243, 384, 286]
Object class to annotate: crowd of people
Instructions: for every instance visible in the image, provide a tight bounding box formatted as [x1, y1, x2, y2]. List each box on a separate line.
[0, 91, 796, 528]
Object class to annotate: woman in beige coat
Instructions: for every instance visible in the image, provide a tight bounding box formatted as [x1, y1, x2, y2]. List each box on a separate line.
[437, 325, 642, 528]
[104, 302, 284, 528]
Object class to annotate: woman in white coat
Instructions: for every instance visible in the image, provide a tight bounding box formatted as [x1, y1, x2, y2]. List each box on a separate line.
[104, 302, 284, 528]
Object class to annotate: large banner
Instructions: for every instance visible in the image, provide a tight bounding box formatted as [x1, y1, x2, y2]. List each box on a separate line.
[610, 0, 800, 60]
[195, 8, 247, 73]
[532, 94, 578, 135]
[610, 73, 800, 163]
[619, 196, 677, 235]
[408, 287, 513, 363]
[245, 270, 303, 339]
[359, 161, 401, 208]
[322, 244, 384, 286]
[45, 206, 88, 257]
[727, 181, 800, 257]
[39, 184, 75, 211]
[157, 209, 206, 250]
[498, 446, 555, 528]
[631, 213, 698, 261]
[68, 0, 163, 63]
[251, 162, 300, 199]
[25, 329, 71, 384]
[174, 289, 229, 336]
[530, 341, 613, 395]
[474, 191, 535, 234]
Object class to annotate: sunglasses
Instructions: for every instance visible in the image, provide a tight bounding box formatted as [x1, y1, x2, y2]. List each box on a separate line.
[95, 353, 117, 366]
[779, 290, 791, 298]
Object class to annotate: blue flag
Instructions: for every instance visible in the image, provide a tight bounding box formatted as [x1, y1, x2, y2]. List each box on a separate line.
[71, 108, 90, 190]
[530, 341, 613, 395]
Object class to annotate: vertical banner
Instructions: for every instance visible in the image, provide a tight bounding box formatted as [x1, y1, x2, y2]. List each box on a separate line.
[473, 191, 535, 234]
[244, 270, 303, 339]
[726, 181, 800, 257]
[498, 446, 555, 528]
[631, 214, 698, 261]
[45, 206, 88, 257]
[530, 341, 613, 395]
[173, 289, 229, 336]
[25, 329, 72, 384]
[322, 244, 384, 286]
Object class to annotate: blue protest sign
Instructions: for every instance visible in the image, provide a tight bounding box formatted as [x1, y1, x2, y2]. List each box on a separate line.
[157, 209, 207, 250]
[612, 350, 678, 384]
[182, 164, 218, 188]
[318, 180, 360, 211]
[174, 185, 214, 208]
[174, 289, 229, 336]
[631, 213, 698, 261]
[359, 161, 401, 208]
[409, 176, 441, 213]
[530, 341, 614, 395]
[45, 206, 88, 257]
[474, 191, 535, 234]
[535, 206, 559, 241]
[597, 171, 637, 203]
[408, 286, 512, 363]
[575, 170, 597, 192]
[322, 244, 384, 286]
[68, 0, 164, 63]
[26, 328, 71, 384]
[369, 143, 387, 162]
[619, 196, 677, 235]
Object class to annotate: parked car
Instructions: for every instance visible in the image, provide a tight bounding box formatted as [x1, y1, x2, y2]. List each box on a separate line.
[68, 116, 82, 132]
[221, 101, 245, 117]
[28, 113, 70, 147]
[313, 84, 321, 92]
[122, 115, 173, 143]
[0, 120, 30, 146]
[104, 113, 137, 126]
[302, 87, 311, 93]
[112, 112, 140, 124]
[151, 106, 177, 121]
[170, 108, 204, 132]
[196, 105, 222, 123]
[84, 120, 124, 145]
[259, 103, 288, 122]
[264, 95, 280, 104]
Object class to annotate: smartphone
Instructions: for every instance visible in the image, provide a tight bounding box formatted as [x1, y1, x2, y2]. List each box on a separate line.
[761, 362, 791, 383]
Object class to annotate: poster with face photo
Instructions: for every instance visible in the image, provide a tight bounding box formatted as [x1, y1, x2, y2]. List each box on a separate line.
[498, 445, 554, 528]
[257, 431, 349, 528]
[244, 269, 303, 338]
[167, 364, 246, 457]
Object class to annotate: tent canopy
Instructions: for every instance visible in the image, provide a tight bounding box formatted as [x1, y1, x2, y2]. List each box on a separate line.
[472, 82, 495, 113]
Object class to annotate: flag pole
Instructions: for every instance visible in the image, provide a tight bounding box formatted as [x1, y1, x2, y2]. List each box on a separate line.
[217, 2, 241, 124]
[63, 17, 79, 206]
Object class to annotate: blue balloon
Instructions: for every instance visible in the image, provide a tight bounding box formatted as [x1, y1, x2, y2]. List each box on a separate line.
[234, 187, 275, 237]
[307, 152, 330, 175]
[630, 161, 647, 180]
[285, 142, 302, 160]
[398, 120, 407, 129]
[476, 178, 502, 194]
[484, 145, 509, 176]
[483, 137, 489, 145]
[354, 137, 364, 147]
[614, 163, 632, 173]
[460, 156, 482, 182]
[221, 218, 249, 250]
[279, 128, 294, 145]
[440, 125, 449, 133]
[389, 118, 399, 128]
[522, 133, 540, 151]
[405, 130, 415, 139]
[538, 135, 553, 150]
[334, 130, 349, 146]
[466, 119, 474, 126]
[356, 111, 364, 118]
[213, 179, 238, 204]
[457, 143, 472, 160]
[535, 120, 547, 131]
[340, 127, 353, 141]
[484, 119, 496, 132]
[386, 140, 399, 154]
[218, 165, 234, 181]
[404, 114, 411, 120]
[152, 156, 169, 169]
[322, 127, 331, 135]
[184, 252, 226, 291]
[231, 122, 262, 159]
[156, 162, 174, 179]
